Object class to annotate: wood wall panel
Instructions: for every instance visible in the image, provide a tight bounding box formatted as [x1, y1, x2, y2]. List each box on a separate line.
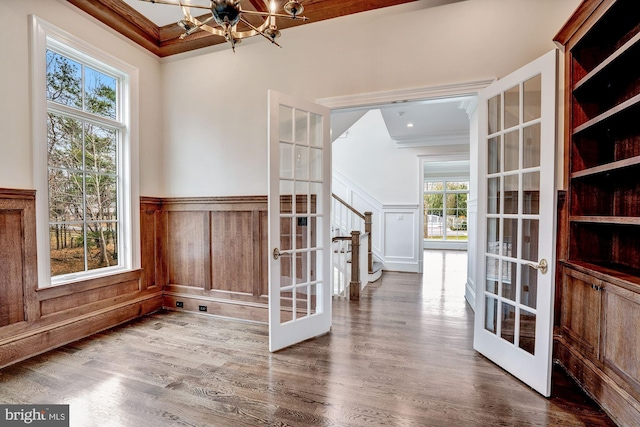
[167, 211, 210, 288]
[39, 278, 140, 316]
[211, 211, 254, 294]
[0, 189, 162, 369]
[0, 210, 25, 326]
[140, 197, 164, 289]
[158, 196, 269, 322]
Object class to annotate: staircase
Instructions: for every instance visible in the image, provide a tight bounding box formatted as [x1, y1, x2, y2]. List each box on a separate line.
[332, 194, 382, 300]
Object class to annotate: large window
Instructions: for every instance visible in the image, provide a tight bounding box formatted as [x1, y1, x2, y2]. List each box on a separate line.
[32, 17, 139, 286]
[424, 180, 469, 241]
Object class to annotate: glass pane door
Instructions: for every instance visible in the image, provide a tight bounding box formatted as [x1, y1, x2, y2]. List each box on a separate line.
[268, 90, 331, 352]
[474, 50, 557, 397]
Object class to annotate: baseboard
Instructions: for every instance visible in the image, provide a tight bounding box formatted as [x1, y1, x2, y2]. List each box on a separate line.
[0, 294, 162, 369]
[163, 294, 269, 323]
[465, 280, 475, 310]
[382, 261, 420, 273]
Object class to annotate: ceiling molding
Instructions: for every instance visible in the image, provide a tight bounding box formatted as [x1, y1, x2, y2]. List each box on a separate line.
[459, 97, 480, 117]
[316, 79, 495, 110]
[66, 0, 422, 57]
[417, 152, 470, 162]
[393, 132, 469, 149]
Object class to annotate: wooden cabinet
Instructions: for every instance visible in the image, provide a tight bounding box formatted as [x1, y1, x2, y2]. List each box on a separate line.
[555, 1, 640, 425]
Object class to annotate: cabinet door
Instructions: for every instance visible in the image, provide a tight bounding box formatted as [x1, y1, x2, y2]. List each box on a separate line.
[601, 284, 640, 396]
[560, 267, 602, 360]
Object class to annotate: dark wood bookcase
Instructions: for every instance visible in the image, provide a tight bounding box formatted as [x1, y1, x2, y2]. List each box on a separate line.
[555, 1, 640, 425]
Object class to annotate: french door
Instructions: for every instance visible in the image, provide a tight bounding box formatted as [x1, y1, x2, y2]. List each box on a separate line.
[474, 50, 558, 396]
[267, 90, 332, 352]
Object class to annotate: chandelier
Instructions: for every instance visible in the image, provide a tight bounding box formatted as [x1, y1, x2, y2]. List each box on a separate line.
[140, 0, 308, 51]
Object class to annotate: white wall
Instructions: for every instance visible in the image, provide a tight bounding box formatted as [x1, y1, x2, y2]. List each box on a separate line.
[160, 0, 581, 197]
[0, 0, 163, 197]
[332, 109, 465, 272]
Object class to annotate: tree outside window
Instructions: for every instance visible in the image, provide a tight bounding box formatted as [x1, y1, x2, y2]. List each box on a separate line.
[46, 50, 120, 277]
[424, 180, 469, 241]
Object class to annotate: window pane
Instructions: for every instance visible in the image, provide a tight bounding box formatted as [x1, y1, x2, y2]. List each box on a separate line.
[485, 296, 498, 334]
[446, 181, 468, 191]
[501, 302, 516, 344]
[84, 66, 117, 119]
[523, 123, 541, 168]
[309, 113, 322, 147]
[487, 218, 500, 254]
[519, 309, 536, 355]
[504, 130, 519, 172]
[295, 109, 308, 145]
[85, 172, 117, 221]
[279, 105, 293, 141]
[48, 169, 84, 223]
[504, 85, 520, 129]
[48, 114, 83, 171]
[87, 222, 118, 270]
[488, 95, 501, 135]
[46, 50, 82, 109]
[523, 172, 540, 215]
[50, 224, 85, 276]
[488, 136, 501, 174]
[523, 74, 542, 123]
[425, 181, 443, 191]
[487, 177, 500, 214]
[85, 124, 117, 174]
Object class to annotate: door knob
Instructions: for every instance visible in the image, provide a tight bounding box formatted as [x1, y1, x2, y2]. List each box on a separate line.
[526, 258, 548, 274]
[273, 248, 292, 260]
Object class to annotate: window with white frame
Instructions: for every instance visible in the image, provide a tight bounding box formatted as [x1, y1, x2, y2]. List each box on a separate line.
[31, 16, 139, 286]
[424, 180, 469, 241]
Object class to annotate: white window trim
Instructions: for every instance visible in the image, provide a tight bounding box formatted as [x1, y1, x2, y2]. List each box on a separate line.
[30, 15, 140, 288]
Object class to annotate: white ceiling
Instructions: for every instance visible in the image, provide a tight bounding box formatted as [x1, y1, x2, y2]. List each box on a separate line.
[122, 0, 198, 27]
[331, 95, 474, 148]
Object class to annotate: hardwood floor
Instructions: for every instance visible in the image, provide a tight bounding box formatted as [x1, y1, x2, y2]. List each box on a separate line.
[0, 250, 615, 426]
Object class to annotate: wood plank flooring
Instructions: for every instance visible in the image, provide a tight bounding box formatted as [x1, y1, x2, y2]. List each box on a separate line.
[0, 250, 615, 426]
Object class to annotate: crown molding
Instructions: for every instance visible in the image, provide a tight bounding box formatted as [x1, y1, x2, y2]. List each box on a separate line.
[317, 79, 495, 110]
[393, 132, 469, 148]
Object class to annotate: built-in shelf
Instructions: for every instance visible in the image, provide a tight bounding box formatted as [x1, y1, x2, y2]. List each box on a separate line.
[573, 92, 640, 135]
[555, 2, 640, 424]
[571, 155, 640, 178]
[570, 216, 640, 225]
[573, 30, 640, 92]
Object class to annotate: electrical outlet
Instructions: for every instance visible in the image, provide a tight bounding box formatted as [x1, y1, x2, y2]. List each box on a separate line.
[176, 301, 184, 308]
[198, 305, 207, 312]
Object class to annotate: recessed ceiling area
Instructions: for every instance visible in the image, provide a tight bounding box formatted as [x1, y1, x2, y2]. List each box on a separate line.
[331, 96, 474, 149]
[67, 0, 466, 57]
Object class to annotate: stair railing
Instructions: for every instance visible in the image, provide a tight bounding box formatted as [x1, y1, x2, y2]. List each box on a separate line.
[332, 194, 372, 300]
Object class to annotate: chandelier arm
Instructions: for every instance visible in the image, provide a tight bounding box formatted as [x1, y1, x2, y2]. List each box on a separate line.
[239, 17, 282, 47]
[241, 10, 309, 21]
[138, 0, 211, 10]
[180, 15, 219, 38]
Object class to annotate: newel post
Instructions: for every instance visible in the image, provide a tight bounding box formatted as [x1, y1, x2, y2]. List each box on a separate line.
[350, 231, 360, 301]
[364, 212, 373, 273]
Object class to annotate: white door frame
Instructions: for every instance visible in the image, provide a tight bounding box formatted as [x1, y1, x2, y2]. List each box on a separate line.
[317, 79, 494, 275]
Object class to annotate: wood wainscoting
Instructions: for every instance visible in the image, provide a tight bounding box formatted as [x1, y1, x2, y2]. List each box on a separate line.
[0, 189, 162, 369]
[142, 196, 271, 323]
